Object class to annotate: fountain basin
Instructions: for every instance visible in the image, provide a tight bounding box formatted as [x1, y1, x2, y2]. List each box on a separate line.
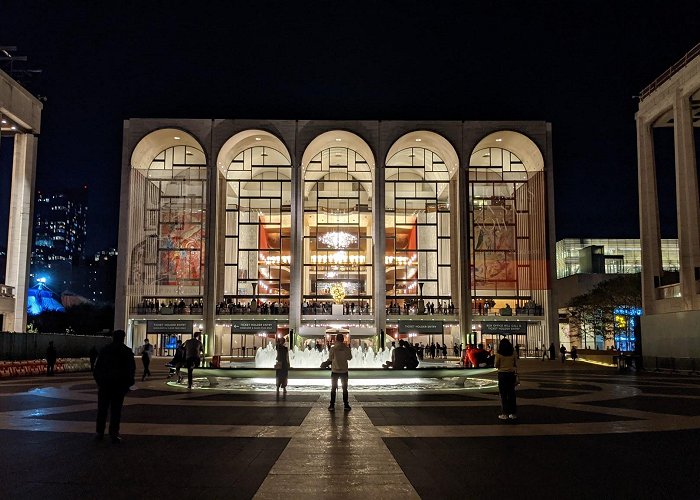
[193, 367, 495, 380]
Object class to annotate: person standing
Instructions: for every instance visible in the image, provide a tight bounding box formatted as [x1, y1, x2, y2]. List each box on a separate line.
[326, 333, 352, 411]
[183, 332, 204, 389]
[571, 345, 578, 363]
[495, 337, 518, 420]
[141, 338, 154, 381]
[540, 343, 548, 362]
[560, 344, 567, 363]
[549, 342, 556, 361]
[46, 341, 57, 376]
[275, 337, 290, 394]
[93, 330, 136, 444]
[89, 345, 99, 372]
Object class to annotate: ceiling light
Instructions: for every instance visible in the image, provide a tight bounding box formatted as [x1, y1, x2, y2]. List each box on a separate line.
[495, 138, 502, 142]
[483, 153, 490, 157]
[173, 136, 181, 140]
[1, 119, 6, 124]
[415, 138, 422, 142]
[319, 231, 357, 249]
[255, 137, 262, 141]
[335, 138, 342, 142]
[11, 126, 17, 130]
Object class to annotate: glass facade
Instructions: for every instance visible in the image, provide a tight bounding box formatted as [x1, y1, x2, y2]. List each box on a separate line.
[119, 122, 555, 355]
[223, 146, 291, 306]
[385, 147, 453, 310]
[555, 238, 680, 279]
[303, 147, 373, 312]
[127, 144, 208, 312]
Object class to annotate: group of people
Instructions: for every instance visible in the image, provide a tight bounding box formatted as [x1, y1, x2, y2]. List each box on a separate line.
[382, 340, 420, 369]
[463, 343, 495, 368]
[301, 301, 371, 315]
[217, 299, 289, 315]
[136, 298, 203, 315]
[537, 343, 578, 363]
[385, 300, 456, 315]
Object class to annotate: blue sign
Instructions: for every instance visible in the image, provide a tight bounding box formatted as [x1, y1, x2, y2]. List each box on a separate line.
[164, 335, 179, 349]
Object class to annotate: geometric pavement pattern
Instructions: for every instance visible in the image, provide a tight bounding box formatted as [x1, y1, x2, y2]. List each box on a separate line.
[1, 359, 700, 499]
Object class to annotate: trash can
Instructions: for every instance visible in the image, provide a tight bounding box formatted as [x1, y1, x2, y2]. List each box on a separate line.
[212, 355, 221, 368]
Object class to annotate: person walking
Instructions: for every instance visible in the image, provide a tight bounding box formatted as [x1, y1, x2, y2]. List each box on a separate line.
[571, 345, 578, 363]
[560, 344, 567, 363]
[183, 332, 204, 389]
[275, 337, 290, 394]
[93, 330, 136, 444]
[141, 338, 154, 381]
[326, 333, 353, 411]
[540, 343, 547, 362]
[495, 337, 518, 421]
[46, 341, 57, 376]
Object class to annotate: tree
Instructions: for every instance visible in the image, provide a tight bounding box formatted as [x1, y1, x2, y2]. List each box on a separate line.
[565, 274, 641, 349]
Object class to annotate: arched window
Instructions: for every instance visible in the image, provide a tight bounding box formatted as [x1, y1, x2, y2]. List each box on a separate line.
[385, 147, 453, 310]
[303, 146, 373, 313]
[129, 142, 208, 307]
[223, 146, 292, 304]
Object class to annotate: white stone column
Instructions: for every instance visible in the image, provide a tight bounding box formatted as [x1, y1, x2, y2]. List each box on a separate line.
[204, 155, 218, 355]
[673, 91, 700, 309]
[5, 134, 38, 332]
[373, 156, 386, 346]
[289, 159, 303, 339]
[637, 116, 662, 314]
[457, 165, 471, 346]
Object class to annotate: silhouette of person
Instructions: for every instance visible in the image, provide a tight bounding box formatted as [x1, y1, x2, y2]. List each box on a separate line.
[89, 346, 99, 372]
[141, 338, 153, 381]
[93, 330, 135, 444]
[326, 333, 353, 411]
[46, 341, 57, 376]
[183, 332, 204, 389]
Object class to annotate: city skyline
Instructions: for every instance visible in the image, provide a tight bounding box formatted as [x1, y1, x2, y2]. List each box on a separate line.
[1, 2, 700, 256]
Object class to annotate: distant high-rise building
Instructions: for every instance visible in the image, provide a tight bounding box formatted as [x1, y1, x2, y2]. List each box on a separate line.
[31, 187, 88, 289]
[86, 248, 118, 303]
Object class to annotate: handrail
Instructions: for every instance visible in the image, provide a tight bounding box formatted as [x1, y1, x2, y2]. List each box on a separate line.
[639, 42, 700, 101]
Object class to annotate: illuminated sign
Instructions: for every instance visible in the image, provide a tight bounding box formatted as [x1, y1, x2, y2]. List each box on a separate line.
[232, 320, 277, 333]
[147, 320, 193, 334]
[481, 321, 527, 334]
[398, 321, 443, 333]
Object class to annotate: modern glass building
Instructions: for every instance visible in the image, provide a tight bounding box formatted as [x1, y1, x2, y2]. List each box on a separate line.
[556, 238, 680, 279]
[116, 120, 556, 356]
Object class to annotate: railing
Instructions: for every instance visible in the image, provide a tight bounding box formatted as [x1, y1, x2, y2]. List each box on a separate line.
[639, 42, 700, 101]
[302, 306, 372, 315]
[386, 307, 458, 316]
[131, 305, 203, 315]
[472, 306, 543, 317]
[217, 304, 289, 315]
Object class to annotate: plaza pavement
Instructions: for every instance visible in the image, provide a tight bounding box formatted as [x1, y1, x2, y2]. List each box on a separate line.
[1, 357, 699, 499]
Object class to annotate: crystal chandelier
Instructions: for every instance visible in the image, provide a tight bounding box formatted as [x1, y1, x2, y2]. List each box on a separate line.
[319, 231, 357, 249]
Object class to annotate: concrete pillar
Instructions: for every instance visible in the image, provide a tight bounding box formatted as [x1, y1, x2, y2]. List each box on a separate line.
[637, 116, 662, 314]
[204, 149, 218, 356]
[457, 165, 471, 346]
[5, 134, 38, 332]
[673, 91, 700, 309]
[289, 155, 303, 337]
[373, 144, 386, 347]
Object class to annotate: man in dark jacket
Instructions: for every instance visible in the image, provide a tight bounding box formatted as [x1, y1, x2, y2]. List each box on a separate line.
[46, 341, 57, 376]
[93, 330, 135, 443]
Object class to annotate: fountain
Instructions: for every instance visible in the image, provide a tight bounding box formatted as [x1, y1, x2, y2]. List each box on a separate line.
[255, 343, 395, 369]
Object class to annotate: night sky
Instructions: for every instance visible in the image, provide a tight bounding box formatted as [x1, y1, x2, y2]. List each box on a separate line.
[1, 1, 699, 255]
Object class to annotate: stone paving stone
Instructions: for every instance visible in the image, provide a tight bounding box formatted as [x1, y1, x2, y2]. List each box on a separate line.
[0, 395, 86, 412]
[0, 430, 288, 499]
[514, 388, 585, 398]
[364, 404, 638, 426]
[586, 395, 700, 416]
[637, 386, 700, 396]
[384, 431, 700, 499]
[37, 404, 311, 426]
[354, 393, 490, 402]
[125, 388, 184, 398]
[192, 393, 321, 402]
[538, 382, 603, 391]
